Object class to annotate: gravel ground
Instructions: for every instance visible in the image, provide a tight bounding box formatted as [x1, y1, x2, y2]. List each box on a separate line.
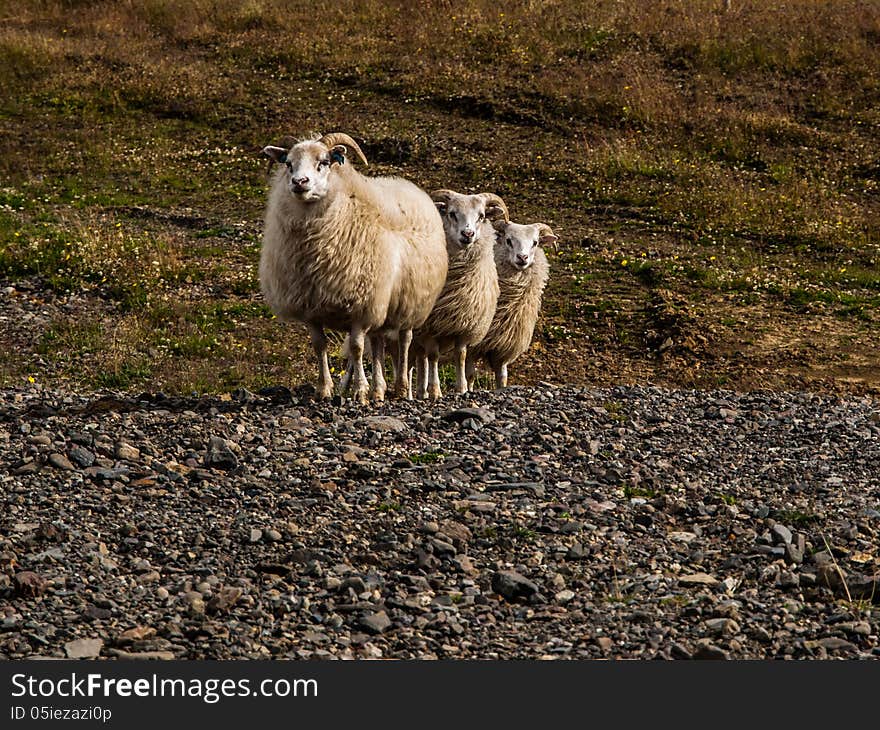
[1, 383, 879, 660]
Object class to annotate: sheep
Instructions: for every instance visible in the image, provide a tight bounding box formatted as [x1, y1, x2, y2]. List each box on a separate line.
[466, 219, 556, 389]
[260, 132, 448, 403]
[409, 189, 507, 400]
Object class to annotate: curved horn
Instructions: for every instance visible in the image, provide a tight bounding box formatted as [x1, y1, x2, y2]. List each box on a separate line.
[479, 192, 509, 222]
[536, 223, 559, 251]
[318, 132, 369, 166]
[430, 189, 457, 204]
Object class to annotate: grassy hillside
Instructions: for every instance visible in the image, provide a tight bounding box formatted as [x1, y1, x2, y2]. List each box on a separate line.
[1, 0, 879, 394]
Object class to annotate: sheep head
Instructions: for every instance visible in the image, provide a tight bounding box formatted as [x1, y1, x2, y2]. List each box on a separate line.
[431, 189, 509, 248]
[262, 132, 368, 203]
[494, 221, 558, 269]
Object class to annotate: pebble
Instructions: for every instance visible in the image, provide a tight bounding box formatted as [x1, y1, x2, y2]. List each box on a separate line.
[48, 453, 75, 471]
[1, 383, 879, 661]
[64, 638, 103, 659]
[360, 611, 392, 634]
[492, 571, 539, 601]
[679, 573, 719, 587]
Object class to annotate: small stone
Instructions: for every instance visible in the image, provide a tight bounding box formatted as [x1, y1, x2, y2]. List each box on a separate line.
[566, 543, 589, 560]
[784, 542, 804, 565]
[263, 529, 283, 542]
[439, 520, 471, 545]
[818, 637, 858, 653]
[48, 453, 75, 471]
[555, 589, 576, 604]
[184, 592, 205, 615]
[204, 436, 238, 471]
[156, 587, 170, 600]
[692, 640, 728, 660]
[13, 571, 46, 597]
[441, 407, 495, 424]
[771, 524, 793, 545]
[248, 529, 262, 544]
[107, 649, 175, 660]
[137, 570, 161, 585]
[68, 446, 96, 468]
[207, 587, 243, 614]
[84, 605, 112, 620]
[492, 570, 539, 601]
[339, 576, 367, 595]
[595, 637, 613, 651]
[65, 638, 103, 659]
[360, 611, 392, 634]
[115, 442, 140, 461]
[668, 531, 698, 543]
[704, 618, 740, 637]
[452, 555, 478, 575]
[117, 626, 156, 644]
[679, 572, 719, 587]
[361, 416, 407, 433]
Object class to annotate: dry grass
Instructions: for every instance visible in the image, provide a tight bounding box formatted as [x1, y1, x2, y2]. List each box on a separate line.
[1, 0, 879, 393]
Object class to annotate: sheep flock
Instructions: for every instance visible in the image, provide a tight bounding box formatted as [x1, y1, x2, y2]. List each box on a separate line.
[260, 132, 554, 404]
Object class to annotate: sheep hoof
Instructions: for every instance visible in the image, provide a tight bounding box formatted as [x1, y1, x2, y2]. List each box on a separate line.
[353, 388, 369, 405]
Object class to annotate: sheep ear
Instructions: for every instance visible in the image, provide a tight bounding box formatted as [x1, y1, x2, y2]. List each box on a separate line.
[492, 219, 509, 233]
[262, 145, 288, 164]
[329, 145, 346, 166]
[538, 228, 558, 250]
[485, 203, 507, 222]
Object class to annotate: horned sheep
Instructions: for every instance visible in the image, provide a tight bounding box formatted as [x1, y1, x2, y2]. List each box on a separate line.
[260, 132, 448, 403]
[466, 220, 556, 389]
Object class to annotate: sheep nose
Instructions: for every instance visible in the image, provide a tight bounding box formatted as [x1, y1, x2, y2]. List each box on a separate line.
[293, 176, 309, 187]
[516, 254, 528, 265]
[460, 229, 475, 243]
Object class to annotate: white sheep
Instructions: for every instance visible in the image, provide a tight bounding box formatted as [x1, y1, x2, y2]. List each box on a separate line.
[466, 219, 556, 389]
[410, 189, 506, 400]
[260, 132, 448, 403]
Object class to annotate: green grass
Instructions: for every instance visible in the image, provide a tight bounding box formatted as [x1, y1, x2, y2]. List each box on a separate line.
[1, 0, 879, 395]
[409, 451, 445, 465]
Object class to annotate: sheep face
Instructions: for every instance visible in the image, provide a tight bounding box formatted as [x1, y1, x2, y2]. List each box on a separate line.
[263, 141, 344, 203]
[432, 191, 509, 249]
[495, 221, 558, 270]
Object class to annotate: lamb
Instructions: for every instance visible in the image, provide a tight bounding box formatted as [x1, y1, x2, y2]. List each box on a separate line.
[260, 132, 448, 403]
[466, 219, 556, 389]
[410, 189, 506, 400]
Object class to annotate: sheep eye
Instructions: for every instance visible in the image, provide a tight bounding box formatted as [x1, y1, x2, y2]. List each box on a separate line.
[532, 240, 538, 248]
[506, 238, 513, 247]
[317, 158, 330, 169]
[449, 211, 458, 222]
[477, 213, 485, 222]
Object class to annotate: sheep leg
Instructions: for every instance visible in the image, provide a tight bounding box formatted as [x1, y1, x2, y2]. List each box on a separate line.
[338, 361, 353, 396]
[347, 324, 369, 404]
[426, 340, 442, 401]
[307, 324, 333, 400]
[494, 362, 508, 389]
[393, 329, 413, 399]
[465, 354, 477, 392]
[454, 339, 468, 395]
[369, 332, 387, 402]
[415, 353, 428, 400]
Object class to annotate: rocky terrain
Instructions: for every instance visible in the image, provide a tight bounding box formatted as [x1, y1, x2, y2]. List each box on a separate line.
[1, 383, 879, 660]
